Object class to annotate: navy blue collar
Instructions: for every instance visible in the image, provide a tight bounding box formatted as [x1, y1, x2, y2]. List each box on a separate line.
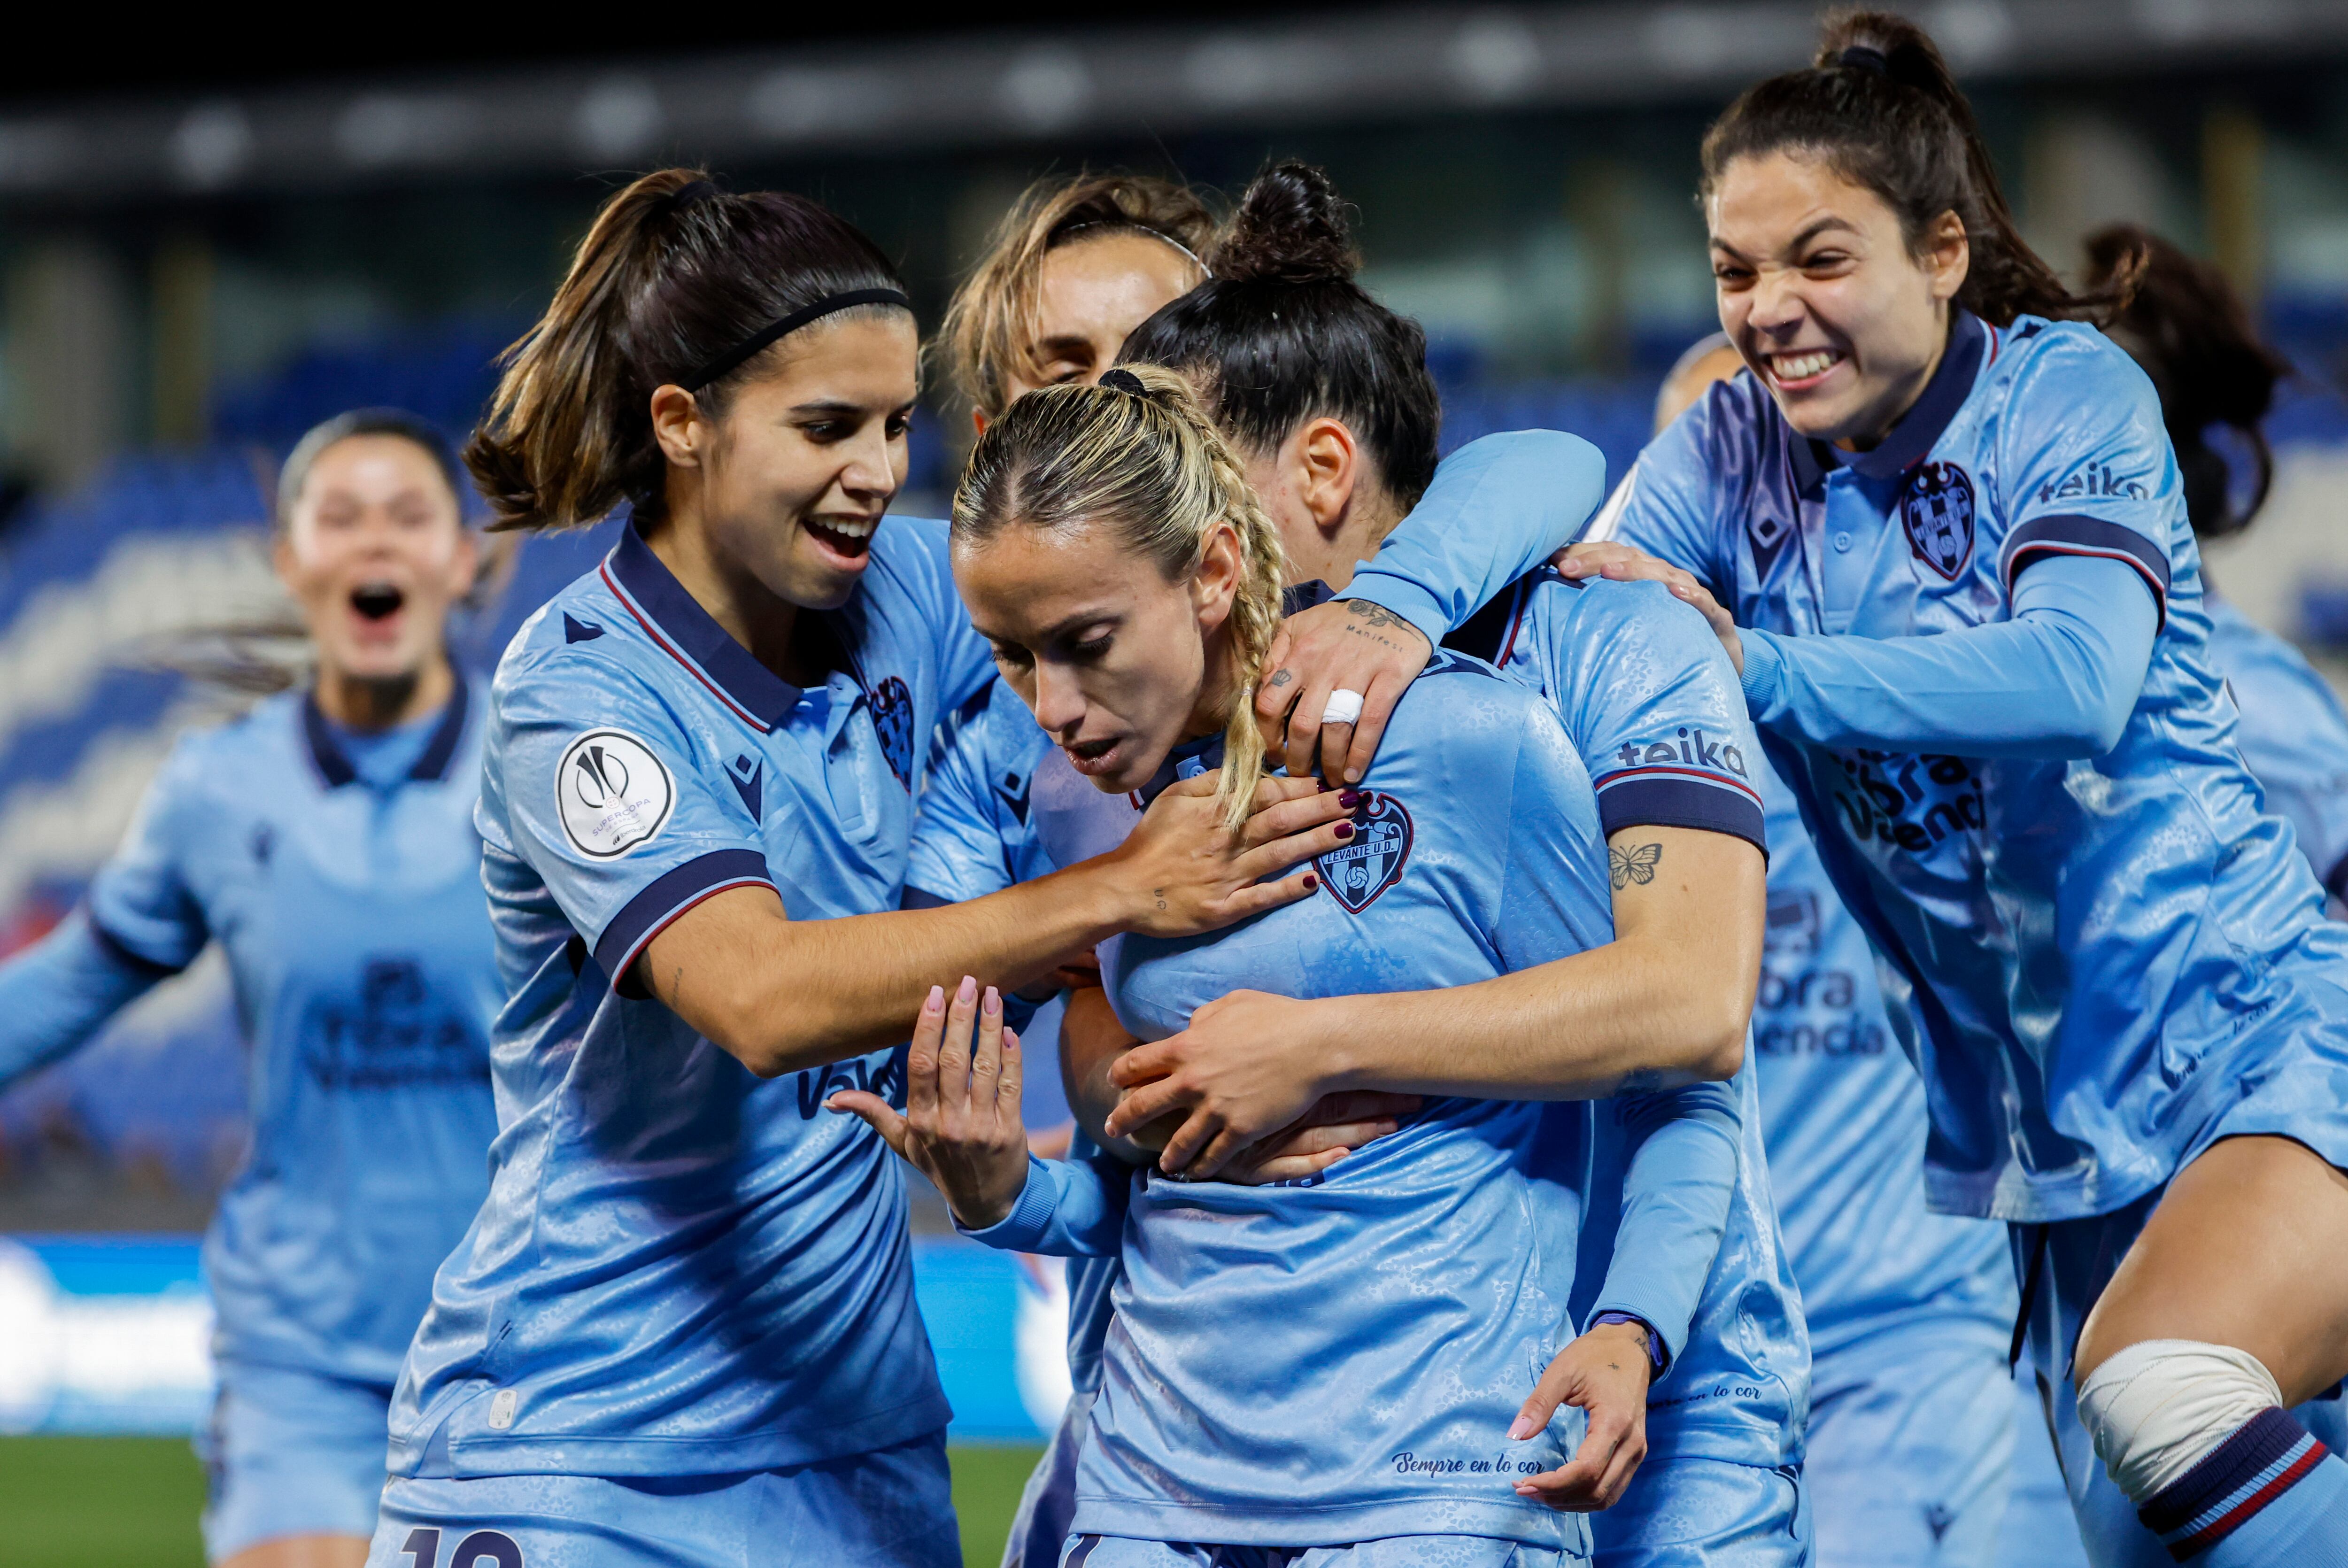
[1137, 731, 1228, 808]
[302, 677, 470, 790]
[1787, 309, 1986, 490]
[603, 520, 808, 731]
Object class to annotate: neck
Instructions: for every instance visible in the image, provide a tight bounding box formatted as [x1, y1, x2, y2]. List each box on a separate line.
[1836, 305, 1953, 454]
[1287, 491, 1404, 593]
[315, 654, 451, 731]
[646, 507, 818, 686]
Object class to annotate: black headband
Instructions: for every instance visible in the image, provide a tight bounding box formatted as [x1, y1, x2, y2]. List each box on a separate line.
[680, 287, 914, 391]
[1838, 45, 1891, 75]
[1099, 368, 1148, 396]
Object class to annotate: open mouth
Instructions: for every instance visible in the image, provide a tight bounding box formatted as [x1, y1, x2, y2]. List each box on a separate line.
[351, 582, 405, 621]
[804, 515, 879, 564]
[1063, 735, 1123, 777]
[1765, 348, 1846, 391]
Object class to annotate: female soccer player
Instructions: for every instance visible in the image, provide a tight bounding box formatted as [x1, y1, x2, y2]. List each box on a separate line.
[1650, 339, 2024, 1568]
[938, 170, 1213, 431]
[1559, 15, 2348, 1565]
[2084, 224, 2348, 911]
[843, 363, 1746, 1566]
[0, 410, 493, 1568]
[363, 169, 1440, 1563]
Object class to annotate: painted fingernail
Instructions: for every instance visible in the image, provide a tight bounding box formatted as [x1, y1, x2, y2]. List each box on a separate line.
[1334, 821, 1354, 839]
[925, 985, 944, 1012]
[1338, 790, 1361, 809]
[957, 975, 977, 1003]
[1509, 1415, 1536, 1441]
[983, 986, 1001, 1016]
[1302, 873, 1320, 891]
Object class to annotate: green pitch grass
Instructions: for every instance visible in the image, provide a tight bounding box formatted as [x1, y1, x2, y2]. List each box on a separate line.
[0, 1437, 1044, 1566]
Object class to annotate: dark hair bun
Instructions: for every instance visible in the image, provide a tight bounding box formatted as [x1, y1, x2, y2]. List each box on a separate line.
[1211, 162, 1359, 286]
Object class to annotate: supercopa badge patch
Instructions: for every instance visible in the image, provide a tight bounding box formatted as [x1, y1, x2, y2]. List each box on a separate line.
[1900, 461, 1976, 581]
[867, 675, 915, 791]
[556, 730, 674, 859]
[1316, 792, 1413, 913]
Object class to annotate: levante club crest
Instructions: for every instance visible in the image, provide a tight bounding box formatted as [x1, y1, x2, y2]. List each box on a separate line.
[867, 676, 915, 790]
[1317, 792, 1413, 913]
[1900, 461, 1976, 581]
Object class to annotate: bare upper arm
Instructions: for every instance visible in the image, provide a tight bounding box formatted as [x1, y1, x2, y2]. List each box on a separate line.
[1605, 825, 1765, 1053]
[638, 882, 793, 1070]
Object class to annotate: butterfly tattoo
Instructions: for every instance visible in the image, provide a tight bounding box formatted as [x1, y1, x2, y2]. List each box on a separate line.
[1609, 841, 1663, 889]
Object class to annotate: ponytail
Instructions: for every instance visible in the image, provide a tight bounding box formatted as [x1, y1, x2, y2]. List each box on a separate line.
[1702, 10, 2143, 328]
[2087, 224, 2287, 538]
[465, 168, 908, 533]
[951, 364, 1285, 831]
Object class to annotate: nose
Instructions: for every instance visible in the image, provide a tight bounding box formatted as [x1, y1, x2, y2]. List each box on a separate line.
[1030, 661, 1087, 737]
[839, 420, 904, 502]
[1746, 268, 1806, 340]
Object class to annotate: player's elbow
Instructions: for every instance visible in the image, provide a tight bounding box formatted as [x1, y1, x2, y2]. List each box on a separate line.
[1681, 984, 1751, 1081]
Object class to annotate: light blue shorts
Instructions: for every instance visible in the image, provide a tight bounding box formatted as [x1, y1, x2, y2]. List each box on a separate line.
[1801, 1324, 2013, 1567]
[1059, 1537, 1577, 1567]
[1993, 1367, 2091, 1568]
[1589, 1453, 1809, 1568]
[366, 1429, 958, 1568]
[1004, 1387, 1092, 1568]
[196, 1358, 393, 1561]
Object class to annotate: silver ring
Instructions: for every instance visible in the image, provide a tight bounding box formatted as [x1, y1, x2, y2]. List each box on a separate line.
[1320, 688, 1366, 727]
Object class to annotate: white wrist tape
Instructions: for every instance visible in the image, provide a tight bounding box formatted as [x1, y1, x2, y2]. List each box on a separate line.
[2076, 1339, 2283, 1501]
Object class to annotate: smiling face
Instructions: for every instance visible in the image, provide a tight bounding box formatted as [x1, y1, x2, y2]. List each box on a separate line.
[1707, 150, 1969, 448]
[993, 231, 1201, 412]
[954, 516, 1242, 794]
[658, 310, 919, 612]
[275, 434, 475, 687]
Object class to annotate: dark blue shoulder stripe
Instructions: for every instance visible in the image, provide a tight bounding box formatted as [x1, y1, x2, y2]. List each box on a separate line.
[593, 849, 773, 995]
[89, 917, 190, 981]
[1598, 778, 1768, 859]
[2000, 514, 2171, 625]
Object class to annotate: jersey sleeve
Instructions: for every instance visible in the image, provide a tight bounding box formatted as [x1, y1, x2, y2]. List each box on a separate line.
[907, 687, 1019, 904]
[0, 911, 174, 1089]
[956, 1151, 1129, 1258]
[84, 734, 211, 973]
[1489, 697, 1619, 969]
[1591, 389, 1741, 598]
[1536, 581, 1768, 854]
[494, 649, 776, 989]
[1343, 431, 1608, 647]
[891, 515, 998, 716]
[1991, 331, 2179, 625]
[1583, 1080, 1741, 1373]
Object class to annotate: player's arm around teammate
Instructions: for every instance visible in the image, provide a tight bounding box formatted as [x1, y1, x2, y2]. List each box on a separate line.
[1555, 15, 2348, 1565]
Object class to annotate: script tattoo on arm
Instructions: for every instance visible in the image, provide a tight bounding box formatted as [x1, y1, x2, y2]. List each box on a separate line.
[1609, 841, 1663, 889]
[1336, 599, 1413, 653]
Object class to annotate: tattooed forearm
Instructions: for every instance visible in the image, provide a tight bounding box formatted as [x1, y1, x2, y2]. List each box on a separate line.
[1341, 599, 1401, 629]
[1609, 841, 1663, 889]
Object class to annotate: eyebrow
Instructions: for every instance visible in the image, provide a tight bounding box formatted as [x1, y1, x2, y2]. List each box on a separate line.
[786, 397, 918, 417]
[1714, 216, 1860, 260]
[1036, 606, 1120, 641]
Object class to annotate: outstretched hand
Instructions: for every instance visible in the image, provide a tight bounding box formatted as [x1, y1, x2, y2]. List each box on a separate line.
[1255, 598, 1433, 784]
[829, 975, 1030, 1231]
[1509, 1320, 1654, 1512]
[1555, 541, 1744, 673]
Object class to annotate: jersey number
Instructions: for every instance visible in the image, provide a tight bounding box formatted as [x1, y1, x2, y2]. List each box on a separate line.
[402, 1528, 523, 1568]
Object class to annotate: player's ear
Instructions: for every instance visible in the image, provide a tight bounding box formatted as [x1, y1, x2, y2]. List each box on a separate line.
[1294, 418, 1359, 535]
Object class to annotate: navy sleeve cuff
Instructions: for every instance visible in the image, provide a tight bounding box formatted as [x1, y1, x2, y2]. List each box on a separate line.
[1591, 1310, 1671, 1374]
[2000, 514, 2171, 627]
[1594, 773, 1768, 858]
[592, 848, 773, 996]
[87, 917, 192, 981]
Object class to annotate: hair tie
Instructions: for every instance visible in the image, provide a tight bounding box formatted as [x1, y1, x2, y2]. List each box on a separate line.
[659, 178, 722, 216]
[1099, 368, 1149, 396]
[1838, 45, 1891, 76]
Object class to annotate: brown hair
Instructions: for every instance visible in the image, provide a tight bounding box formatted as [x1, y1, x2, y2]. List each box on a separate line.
[937, 172, 1215, 422]
[952, 365, 1283, 831]
[465, 168, 908, 533]
[2087, 224, 2289, 539]
[1701, 11, 2143, 327]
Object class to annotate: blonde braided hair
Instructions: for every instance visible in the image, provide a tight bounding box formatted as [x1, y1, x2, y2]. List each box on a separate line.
[950, 363, 1285, 831]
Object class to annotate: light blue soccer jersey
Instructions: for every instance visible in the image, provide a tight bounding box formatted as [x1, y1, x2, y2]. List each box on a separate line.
[1605, 310, 2348, 1222]
[387, 516, 994, 1480]
[0, 686, 498, 1385]
[2205, 595, 2348, 904]
[1746, 766, 2012, 1360]
[972, 663, 1739, 1552]
[1449, 569, 1808, 1468]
